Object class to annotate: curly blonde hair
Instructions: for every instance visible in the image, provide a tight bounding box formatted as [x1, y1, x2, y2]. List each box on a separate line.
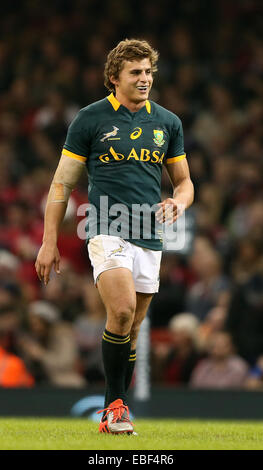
[104, 39, 159, 92]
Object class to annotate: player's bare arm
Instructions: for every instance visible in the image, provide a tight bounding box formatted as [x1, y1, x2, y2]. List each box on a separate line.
[156, 157, 194, 224]
[35, 155, 85, 285]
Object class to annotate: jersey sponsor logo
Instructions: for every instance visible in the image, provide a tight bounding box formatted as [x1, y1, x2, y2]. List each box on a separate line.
[100, 126, 120, 142]
[130, 127, 142, 140]
[98, 146, 165, 164]
[99, 146, 125, 162]
[153, 129, 165, 147]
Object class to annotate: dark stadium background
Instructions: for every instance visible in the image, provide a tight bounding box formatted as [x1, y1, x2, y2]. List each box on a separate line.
[0, 0, 263, 418]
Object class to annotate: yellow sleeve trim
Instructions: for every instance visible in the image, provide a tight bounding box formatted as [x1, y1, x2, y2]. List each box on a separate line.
[166, 154, 186, 164]
[62, 148, 87, 163]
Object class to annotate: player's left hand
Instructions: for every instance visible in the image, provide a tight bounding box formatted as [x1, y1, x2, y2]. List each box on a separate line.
[155, 198, 185, 225]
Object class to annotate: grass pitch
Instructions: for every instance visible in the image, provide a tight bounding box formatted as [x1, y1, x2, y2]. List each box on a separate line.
[0, 418, 262, 450]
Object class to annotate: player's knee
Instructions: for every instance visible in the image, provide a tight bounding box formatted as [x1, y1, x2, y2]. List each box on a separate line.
[109, 303, 135, 332]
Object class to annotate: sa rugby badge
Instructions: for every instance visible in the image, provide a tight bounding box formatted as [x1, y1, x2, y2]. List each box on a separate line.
[153, 129, 165, 147]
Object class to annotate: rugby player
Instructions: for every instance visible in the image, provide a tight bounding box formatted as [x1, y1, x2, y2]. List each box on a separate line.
[35, 39, 194, 434]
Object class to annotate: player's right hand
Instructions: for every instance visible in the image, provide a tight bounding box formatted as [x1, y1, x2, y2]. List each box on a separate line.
[35, 243, 61, 285]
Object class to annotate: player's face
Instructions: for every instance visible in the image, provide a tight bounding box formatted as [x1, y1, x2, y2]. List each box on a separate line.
[112, 58, 153, 105]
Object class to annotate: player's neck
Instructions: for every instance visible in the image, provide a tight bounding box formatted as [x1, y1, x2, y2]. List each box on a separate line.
[115, 91, 146, 113]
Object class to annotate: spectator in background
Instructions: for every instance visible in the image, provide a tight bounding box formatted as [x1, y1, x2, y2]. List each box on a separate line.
[151, 313, 202, 385]
[231, 236, 263, 284]
[185, 236, 231, 321]
[228, 196, 263, 243]
[187, 147, 211, 195]
[150, 253, 186, 327]
[0, 303, 22, 354]
[195, 182, 224, 237]
[189, 331, 249, 389]
[245, 356, 263, 390]
[197, 306, 227, 353]
[0, 200, 42, 256]
[0, 255, 25, 338]
[0, 345, 34, 388]
[18, 300, 86, 387]
[224, 268, 263, 365]
[41, 260, 85, 322]
[0, 304, 34, 387]
[0, 201, 43, 298]
[74, 277, 106, 384]
[192, 83, 246, 156]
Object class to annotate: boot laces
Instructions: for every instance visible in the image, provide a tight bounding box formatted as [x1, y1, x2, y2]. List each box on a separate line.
[97, 403, 130, 423]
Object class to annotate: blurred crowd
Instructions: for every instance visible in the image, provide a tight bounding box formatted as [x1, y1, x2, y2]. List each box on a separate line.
[0, 0, 263, 390]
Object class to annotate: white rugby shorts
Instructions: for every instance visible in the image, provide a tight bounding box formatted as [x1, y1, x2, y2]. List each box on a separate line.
[88, 234, 162, 293]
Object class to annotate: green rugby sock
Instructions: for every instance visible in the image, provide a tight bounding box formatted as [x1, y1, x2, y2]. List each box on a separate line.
[102, 329, 131, 408]
[104, 348, 136, 414]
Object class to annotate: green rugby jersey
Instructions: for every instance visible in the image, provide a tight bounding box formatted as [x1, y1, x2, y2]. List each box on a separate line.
[62, 93, 186, 250]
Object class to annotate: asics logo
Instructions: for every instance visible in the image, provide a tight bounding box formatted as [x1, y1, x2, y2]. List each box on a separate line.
[130, 127, 142, 140]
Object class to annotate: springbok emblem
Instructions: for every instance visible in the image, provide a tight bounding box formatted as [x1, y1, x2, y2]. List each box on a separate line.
[100, 126, 119, 142]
